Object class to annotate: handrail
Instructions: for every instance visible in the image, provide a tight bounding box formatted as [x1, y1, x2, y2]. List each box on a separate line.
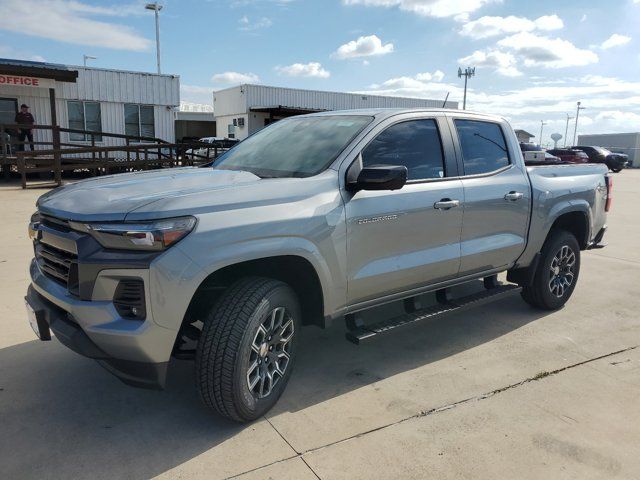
[0, 123, 168, 144]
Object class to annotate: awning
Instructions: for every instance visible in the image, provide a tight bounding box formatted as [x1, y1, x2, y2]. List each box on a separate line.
[250, 105, 328, 116]
[0, 58, 78, 83]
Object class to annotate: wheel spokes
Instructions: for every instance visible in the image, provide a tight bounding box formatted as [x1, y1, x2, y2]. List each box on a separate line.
[548, 245, 577, 298]
[246, 306, 295, 399]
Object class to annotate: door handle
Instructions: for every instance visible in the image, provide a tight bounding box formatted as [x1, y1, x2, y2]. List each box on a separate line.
[434, 199, 460, 210]
[504, 191, 524, 201]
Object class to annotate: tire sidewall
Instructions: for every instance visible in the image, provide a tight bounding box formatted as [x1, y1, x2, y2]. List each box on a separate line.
[233, 284, 300, 420]
[536, 231, 581, 309]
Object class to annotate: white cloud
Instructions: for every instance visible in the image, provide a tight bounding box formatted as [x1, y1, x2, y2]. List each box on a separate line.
[238, 15, 273, 31]
[180, 84, 215, 105]
[275, 62, 330, 78]
[497, 32, 598, 68]
[342, 0, 498, 18]
[211, 71, 260, 84]
[593, 110, 640, 128]
[0, 0, 151, 51]
[415, 70, 445, 81]
[0, 44, 45, 62]
[332, 35, 394, 59]
[600, 33, 631, 49]
[361, 73, 640, 138]
[580, 13, 587, 22]
[458, 49, 522, 76]
[459, 14, 563, 39]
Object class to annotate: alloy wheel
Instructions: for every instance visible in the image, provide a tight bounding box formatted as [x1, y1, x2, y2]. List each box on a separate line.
[246, 306, 295, 399]
[548, 245, 576, 298]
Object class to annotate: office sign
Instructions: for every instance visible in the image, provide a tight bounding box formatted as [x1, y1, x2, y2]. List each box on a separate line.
[0, 75, 55, 89]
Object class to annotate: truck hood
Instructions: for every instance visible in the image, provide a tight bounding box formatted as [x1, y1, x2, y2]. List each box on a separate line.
[37, 168, 263, 222]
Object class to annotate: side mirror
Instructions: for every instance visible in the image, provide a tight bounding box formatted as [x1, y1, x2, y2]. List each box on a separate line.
[349, 165, 408, 192]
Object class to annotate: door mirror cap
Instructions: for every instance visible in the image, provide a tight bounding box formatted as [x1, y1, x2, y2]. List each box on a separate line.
[349, 165, 408, 192]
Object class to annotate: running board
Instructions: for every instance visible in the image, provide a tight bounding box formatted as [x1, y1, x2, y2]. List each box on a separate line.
[345, 284, 522, 344]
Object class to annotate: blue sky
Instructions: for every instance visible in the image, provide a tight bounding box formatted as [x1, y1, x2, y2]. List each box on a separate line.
[1, 0, 639, 145]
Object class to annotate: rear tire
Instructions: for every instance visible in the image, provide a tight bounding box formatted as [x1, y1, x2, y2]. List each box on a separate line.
[521, 230, 581, 310]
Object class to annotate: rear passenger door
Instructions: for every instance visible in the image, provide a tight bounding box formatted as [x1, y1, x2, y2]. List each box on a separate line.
[344, 115, 464, 305]
[450, 118, 530, 275]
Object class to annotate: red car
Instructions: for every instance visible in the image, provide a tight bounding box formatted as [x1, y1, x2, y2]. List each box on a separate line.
[546, 148, 589, 164]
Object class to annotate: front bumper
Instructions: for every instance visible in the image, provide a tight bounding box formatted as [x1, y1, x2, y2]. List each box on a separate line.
[26, 283, 169, 389]
[607, 157, 628, 170]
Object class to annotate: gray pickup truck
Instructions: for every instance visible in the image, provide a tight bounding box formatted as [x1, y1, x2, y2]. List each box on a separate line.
[25, 109, 611, 422]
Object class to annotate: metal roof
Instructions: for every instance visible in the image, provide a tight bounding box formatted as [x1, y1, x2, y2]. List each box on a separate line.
[0, 58, 78, 82]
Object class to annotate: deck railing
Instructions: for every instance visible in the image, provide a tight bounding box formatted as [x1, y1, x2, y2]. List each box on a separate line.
[0, 124, 230, 188]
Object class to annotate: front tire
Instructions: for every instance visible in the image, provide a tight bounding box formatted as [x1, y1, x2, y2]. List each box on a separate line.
[196, 277, 300, 422]
[521, 230, 581, 310]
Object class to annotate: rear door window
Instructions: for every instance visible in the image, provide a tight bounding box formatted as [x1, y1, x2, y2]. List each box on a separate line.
[455, 120, 510, 175]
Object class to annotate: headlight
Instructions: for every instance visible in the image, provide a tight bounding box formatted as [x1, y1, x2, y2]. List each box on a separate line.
[70, 216, 196, 251]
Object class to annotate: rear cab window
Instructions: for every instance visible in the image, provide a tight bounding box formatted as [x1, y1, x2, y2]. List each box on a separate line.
[454, 119, 510, 176]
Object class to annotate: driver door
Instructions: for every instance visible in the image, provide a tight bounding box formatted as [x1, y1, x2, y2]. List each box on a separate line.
[344, 115, 464, 306]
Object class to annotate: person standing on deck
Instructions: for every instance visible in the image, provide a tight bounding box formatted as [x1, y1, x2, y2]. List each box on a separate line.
[15, 104, 35, 151]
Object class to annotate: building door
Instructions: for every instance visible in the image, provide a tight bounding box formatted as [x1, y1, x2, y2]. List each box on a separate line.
[0, 97, 18, 127]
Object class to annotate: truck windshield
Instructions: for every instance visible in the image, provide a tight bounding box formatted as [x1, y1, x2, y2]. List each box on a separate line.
[212, 115, 373, 178]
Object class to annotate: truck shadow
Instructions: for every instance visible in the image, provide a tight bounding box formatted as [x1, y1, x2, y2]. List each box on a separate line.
[273, 290, 551, 415]
[0, 290, 551, 479]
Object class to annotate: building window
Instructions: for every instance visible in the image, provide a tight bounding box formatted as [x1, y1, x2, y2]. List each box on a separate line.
[67, 101, 102, 141]
[125, 104, 155, 138]
[0, 97, 18, 126]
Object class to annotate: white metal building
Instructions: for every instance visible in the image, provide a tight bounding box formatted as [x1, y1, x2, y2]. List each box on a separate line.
[0, 59, 179, 147]
[213, 84, 458, 140]
[577, 132, 640, 168]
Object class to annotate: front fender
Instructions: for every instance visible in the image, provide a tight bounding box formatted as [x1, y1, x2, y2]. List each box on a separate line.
[148, 235, 345, 330]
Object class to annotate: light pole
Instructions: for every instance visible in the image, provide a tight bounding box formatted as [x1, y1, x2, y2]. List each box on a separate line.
[145, 3, 163, 74]
[539, 120, 547, 147]
[564, 114, 574, 147]
[572, 101, 585, 146]
[458, 67, 475, 110]
[83, 55, 97, 67]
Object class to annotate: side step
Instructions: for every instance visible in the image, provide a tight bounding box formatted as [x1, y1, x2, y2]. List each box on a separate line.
[345, 284, 522, 345]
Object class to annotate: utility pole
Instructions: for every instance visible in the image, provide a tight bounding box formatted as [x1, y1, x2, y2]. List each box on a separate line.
[145, 3, 163, 74]
[83, 55, 96, 67]
[539, 120, 547, 147]
[458, 67, 475, 110]
[564, 114, 574, 147]
[573, 101, 585, 146]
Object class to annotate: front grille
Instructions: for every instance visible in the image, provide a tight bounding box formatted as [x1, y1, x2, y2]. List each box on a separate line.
[35, 241, 78, 291]
[40, 214, 72, 233]
[113, 279, 146, 319]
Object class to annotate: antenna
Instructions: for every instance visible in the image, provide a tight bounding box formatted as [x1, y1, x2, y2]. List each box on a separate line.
[441, 92, 450, 108]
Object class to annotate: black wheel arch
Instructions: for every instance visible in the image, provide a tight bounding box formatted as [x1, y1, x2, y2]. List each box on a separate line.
[508, 210, 589, 286]
[182, 255, 325, 331]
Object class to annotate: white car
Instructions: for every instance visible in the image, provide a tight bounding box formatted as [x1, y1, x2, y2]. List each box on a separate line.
[187, 137, 236, 160]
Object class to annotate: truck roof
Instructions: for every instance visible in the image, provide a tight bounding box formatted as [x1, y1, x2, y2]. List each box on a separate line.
[305, 108, 505, 122]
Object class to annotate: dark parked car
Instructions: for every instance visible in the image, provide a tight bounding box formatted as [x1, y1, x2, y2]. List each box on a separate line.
[573, 146, 628, 172]
[547, 148, 589, 164]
